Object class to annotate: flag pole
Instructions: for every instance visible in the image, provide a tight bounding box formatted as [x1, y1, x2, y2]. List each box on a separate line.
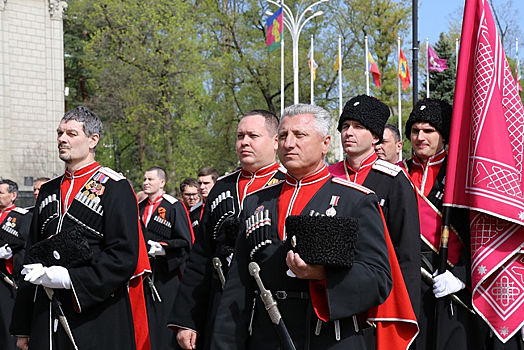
[310, 35, 314, 104]
[426, 38, 430, 98]
[516, 38, 519, 94]
[365, 35, 370, 95]
[280, 0, 285, 115]
[398, 37, 403, 162]
[455, 38, 459, 74]
[280, 3, 285, 116]
[338, 35, 343, 161]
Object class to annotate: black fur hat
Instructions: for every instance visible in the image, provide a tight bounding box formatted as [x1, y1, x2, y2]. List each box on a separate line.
[405, 98, 452, 142]
[337, 95, 390, 143]
[28, 226, 93, 268]
[285, 215, 359, 268]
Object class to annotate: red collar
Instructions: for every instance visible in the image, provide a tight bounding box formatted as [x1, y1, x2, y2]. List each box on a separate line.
[238, 163, 281, 205]
[343, 152, 377, 185]
[412, 149, 447, 169]
[285, 166, 331, 187]
[65, 161, 101, 179]
[0, 205, 15, 223]
[240, 162, 281, 178]
[0, 204, 14, 214]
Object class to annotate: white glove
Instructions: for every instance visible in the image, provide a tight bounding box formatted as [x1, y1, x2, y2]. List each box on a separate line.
[40, 266, 71, 289]
[22, 264, 71, 289]
[22, 263, 46, 283]
[433, 270, 465, 298]
[0, 244, 13, 259]
[147, 240, 166, 256]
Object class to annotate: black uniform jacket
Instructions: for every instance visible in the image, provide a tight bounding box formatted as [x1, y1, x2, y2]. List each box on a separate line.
[407, 158, 486, 350]
[10, 167, 141, 350]
[0, 206, 31, 350]
[139, 194, 191, 349]
[168, 166, 285, 349]
[361, 160, 421, 316]
[210, 176, 392, 350]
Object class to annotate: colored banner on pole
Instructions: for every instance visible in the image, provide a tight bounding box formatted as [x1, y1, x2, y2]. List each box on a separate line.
[367, 51, 381, 88]
[399, 49, 410, 90]
[266, 7, 284, 53]
[444, 0, 524, 343]
[428, 45, 448, 72]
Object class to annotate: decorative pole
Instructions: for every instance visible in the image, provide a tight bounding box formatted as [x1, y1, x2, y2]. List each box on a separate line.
[412, 0, 419, 105]
[267, 0, 329, 104]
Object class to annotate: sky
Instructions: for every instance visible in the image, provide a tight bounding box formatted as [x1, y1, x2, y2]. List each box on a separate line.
[418, 0, 524, 57]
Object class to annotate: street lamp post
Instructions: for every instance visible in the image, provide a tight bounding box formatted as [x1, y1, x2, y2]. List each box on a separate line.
[266, 0, 329, 104]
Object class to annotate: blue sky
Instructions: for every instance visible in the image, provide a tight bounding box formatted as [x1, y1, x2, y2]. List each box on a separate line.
[418, 0, 524, 56]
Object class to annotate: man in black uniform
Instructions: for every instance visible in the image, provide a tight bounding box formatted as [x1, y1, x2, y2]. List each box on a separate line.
[405, 98, 485, 350]
[169, 110, 284, 350]
[140, 166, 192, 349]
[328, 95, 420, 319]
[179, 178, 201, 241]
[11, 106, 150, 350]
[210, 104, 392, 350]
[0, 179, 31, 350]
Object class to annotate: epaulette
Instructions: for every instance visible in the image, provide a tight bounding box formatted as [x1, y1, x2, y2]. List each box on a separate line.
[190, 202, 203, 212]
[332, 177, 375, 194]
[162, 193, 178, 204]
[13, 207, 29, 215]
[99, 167, 126, 181]
[372, 159, 402, 177]
[217, 168, 241, 182]
[247, 179, 284, 198]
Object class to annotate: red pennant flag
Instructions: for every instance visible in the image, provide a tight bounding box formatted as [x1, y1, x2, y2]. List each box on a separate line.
[444, 0, 524, 343]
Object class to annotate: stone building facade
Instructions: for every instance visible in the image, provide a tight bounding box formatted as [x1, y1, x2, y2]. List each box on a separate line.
[0, 0, 67, 206]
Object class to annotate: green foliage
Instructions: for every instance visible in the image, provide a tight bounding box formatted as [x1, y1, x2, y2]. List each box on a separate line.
[63, 0, 453, 183]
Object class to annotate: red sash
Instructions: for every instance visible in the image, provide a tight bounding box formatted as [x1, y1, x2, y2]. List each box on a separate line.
[365, 214, 419, 350]
[417, 193, 463, 267]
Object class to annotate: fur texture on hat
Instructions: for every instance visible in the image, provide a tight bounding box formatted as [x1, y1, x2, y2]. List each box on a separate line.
[28, 226, 93, 268]
[337, 95, 390, 143]
[286, 215, 359, 268]
[405, 98, 452, 142]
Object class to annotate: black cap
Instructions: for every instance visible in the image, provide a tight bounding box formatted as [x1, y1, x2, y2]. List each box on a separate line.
[286, 215, 358, 268]
[405, 98, 452, 142]
[337, 95, 390, 143]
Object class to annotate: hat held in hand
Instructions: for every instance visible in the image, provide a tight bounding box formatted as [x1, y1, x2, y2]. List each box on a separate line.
[285, 215, 358, 268]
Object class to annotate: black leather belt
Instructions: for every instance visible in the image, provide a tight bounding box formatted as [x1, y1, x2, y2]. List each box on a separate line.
[272, 291, 310, 300]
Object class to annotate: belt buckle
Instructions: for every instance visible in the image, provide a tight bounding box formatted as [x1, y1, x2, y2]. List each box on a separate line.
[275, 291, 287, 299]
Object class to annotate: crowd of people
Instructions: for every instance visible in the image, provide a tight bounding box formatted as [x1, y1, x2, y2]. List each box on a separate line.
[0, 99, 520, 350]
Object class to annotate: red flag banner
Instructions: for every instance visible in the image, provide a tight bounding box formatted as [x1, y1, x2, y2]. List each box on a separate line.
[367, 51, 381, 88]
[444, 0, 524, 343]
[399, 49, 411, 90]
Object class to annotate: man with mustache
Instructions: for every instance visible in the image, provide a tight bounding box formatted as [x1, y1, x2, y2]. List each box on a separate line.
[11, 106, 150, 350]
